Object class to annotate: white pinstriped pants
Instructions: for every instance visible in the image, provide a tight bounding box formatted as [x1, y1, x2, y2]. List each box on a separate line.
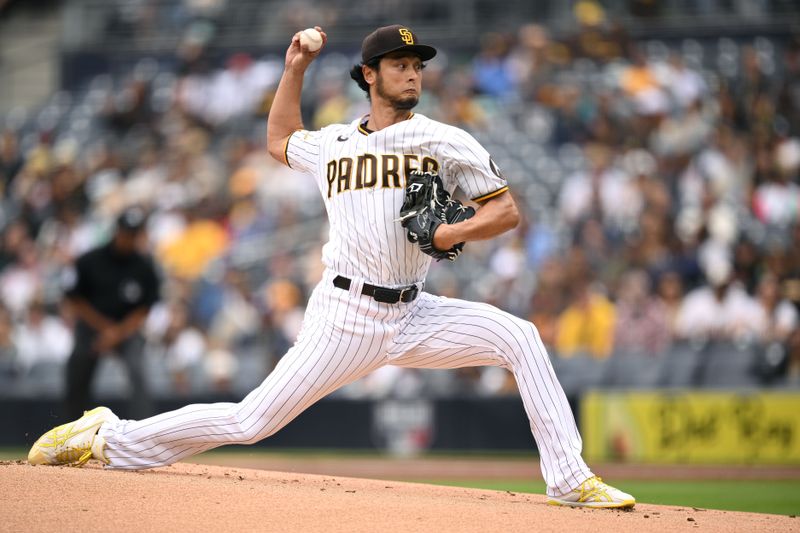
[99, 269, 593, 496]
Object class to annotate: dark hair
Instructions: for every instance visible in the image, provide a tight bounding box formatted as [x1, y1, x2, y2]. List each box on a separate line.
[349, 57, 381, 100]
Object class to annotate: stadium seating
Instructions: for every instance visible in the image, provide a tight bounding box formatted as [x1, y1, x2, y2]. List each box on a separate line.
[2, 0, 797, 402]
[601, 352, 664, 389]
[550, 355, 605, 397]
[697, 341, 761, 389]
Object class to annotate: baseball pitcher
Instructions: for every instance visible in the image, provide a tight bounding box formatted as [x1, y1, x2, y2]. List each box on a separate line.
[28, 24, 634, 509]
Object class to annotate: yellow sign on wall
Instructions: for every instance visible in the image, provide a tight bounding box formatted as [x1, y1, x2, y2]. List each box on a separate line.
[581, 391, 800, 464]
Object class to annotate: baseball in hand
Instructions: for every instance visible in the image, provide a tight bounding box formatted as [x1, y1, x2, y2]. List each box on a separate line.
[299, 28, 323, 52]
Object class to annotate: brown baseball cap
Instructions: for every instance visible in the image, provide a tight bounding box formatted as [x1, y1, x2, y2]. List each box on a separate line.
[361, 24, 437, 63]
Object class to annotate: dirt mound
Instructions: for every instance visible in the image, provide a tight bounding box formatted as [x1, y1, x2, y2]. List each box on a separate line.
[1, 462, 796, 533]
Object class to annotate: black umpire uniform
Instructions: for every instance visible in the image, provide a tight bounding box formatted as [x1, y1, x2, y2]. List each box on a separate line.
[64, 207, 160, 420]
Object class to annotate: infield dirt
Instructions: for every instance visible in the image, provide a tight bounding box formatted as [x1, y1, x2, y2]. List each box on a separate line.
[1, 461, 797, 533]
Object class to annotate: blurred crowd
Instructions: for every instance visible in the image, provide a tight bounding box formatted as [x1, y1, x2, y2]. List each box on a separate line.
[1, 0, 800, 399]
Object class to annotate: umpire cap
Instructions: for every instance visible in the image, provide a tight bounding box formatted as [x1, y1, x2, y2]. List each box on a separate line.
[361, 25, 437, 63]
[116, 206, 148, 233]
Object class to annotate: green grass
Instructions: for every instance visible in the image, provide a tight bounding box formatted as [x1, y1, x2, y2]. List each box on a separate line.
[0, 448, 24, 461]
[200, 447, 538, 459]
[417, 479, 800, 516]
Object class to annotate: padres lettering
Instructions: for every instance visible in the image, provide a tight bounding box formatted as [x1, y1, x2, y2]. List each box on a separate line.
[325, 153, 439, 198]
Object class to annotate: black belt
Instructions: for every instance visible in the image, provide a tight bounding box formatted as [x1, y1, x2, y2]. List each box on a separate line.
[333, 275, 419, 304]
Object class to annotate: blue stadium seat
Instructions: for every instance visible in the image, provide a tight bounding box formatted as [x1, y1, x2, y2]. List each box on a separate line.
[657, 343, 703, 387]
[143, 350, 173, 398]
[232, 348, 269, 396]
[550, 355, 605, 397]
[25, 360, 66, 397]
[601, 352, 663, 388]
[699, 341, 760, 388]
[91, 357, 130, 398]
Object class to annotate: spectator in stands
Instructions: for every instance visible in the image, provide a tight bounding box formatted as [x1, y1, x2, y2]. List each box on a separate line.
[558, 143, 641, 229]
[311, 78, 351, 130]
[37, 203, 96, 270]
[472, 32, 515, 100]
[206, 53, 273, 126]
[12, 142, 58, 234]
[208, 268, 260, 351]
[675, 256, 762, 342]
[555, 275, 616, 359]
[655, 270, 685, 338]
[568, 0, 627, 62]
[506, 24, 555, 102]
[753, 273, 799, 344]
[226, 167, 274, 242]
[0, 239, 42, 317]
[124, 145, 168, 210]
[528, 282, 563, 351]
[650, 94, 714, 157]
[0, 130, 22, 197]
[259, 278, 305, 363]
[752, 137, 800, 229]
[148, 299, 206, 395]
[550, 84, 592, 145]
[440, 78, 489, 130]
[50, 159, 85, 213]
[63, 207, 160, 419]
[613, 269, 671, 355]
[102, 78, 155, 135]
[0, 219, 30, 271]
[12, 298, 72, 373]
[732, 238, 761, 293]
[732, 45, 773, 131]
[660, 54, 707, 110]
[624, 148, 670, 217]
[778, 35, 800, 135]
[0, 304, 16, 376]
[625, 210, 673, 272]
[158, 209, 228, 280]
[204, 344, 238, 393]
[619, 47, 663, 109]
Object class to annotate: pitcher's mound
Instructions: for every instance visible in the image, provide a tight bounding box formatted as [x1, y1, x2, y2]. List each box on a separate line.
[1, 462, 795, 532]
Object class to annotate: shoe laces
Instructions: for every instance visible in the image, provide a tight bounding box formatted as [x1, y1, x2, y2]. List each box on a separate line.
[54, 447, 93, 466]
[75, 450, 93, 466]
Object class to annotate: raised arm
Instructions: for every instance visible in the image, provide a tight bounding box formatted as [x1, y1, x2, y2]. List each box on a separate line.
[266, 26, 327, 165]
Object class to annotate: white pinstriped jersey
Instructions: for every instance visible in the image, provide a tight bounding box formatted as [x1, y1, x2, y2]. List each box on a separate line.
[284, 113, 508, 287]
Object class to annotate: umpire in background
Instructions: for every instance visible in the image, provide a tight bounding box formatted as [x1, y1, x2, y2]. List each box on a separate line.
[64, 207, 160, 420]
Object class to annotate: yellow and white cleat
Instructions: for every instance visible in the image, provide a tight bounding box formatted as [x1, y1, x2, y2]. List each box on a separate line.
[28, 406, 119, 467]
[546, 476, 636, 509]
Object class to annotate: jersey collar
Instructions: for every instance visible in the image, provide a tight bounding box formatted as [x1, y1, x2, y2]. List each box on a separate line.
[357, 113, 415, 136]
